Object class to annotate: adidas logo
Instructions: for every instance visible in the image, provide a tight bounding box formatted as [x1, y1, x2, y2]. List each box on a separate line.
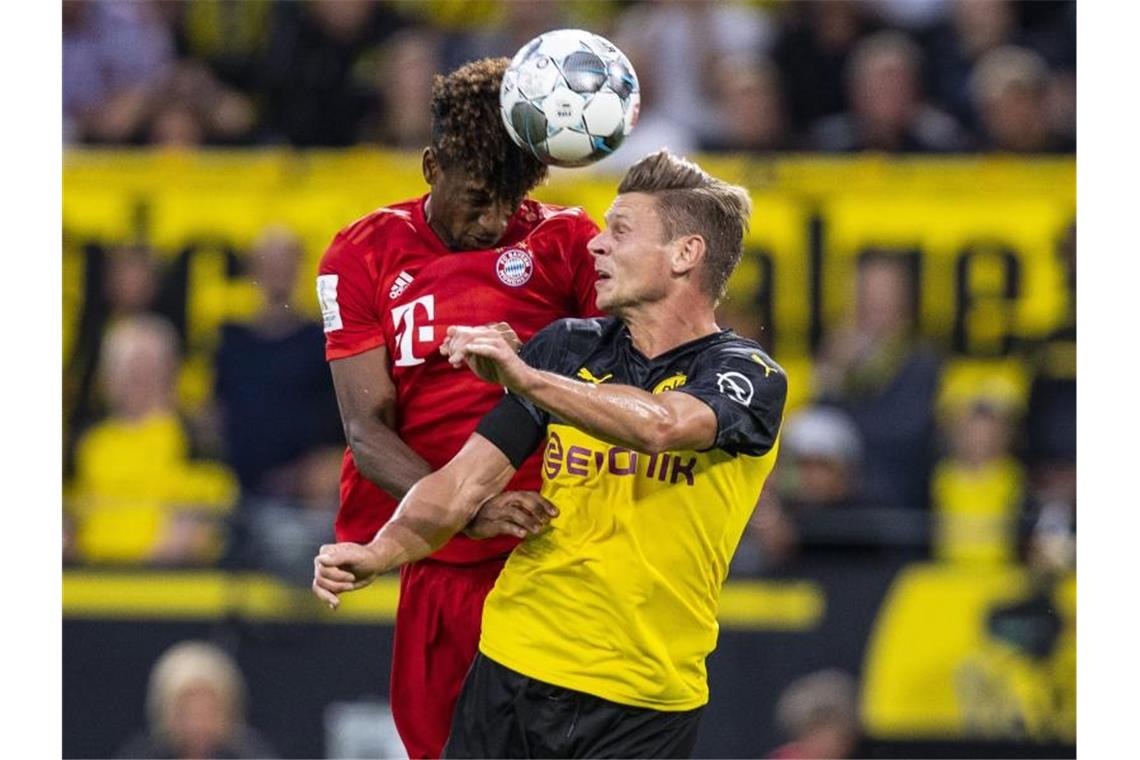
[389, 271, 414, 299]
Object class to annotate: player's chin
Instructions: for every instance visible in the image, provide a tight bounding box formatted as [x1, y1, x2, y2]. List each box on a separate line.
[594, 289, 616, 312]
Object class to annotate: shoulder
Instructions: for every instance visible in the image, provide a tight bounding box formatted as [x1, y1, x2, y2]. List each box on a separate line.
[707, 334, 784, 369]
[700, 334, 788, 395]
[522, 316, 614, 366]
[534, 315, 613, 344]
[321, 200, 420, 268]
[525, 200, 599, 238]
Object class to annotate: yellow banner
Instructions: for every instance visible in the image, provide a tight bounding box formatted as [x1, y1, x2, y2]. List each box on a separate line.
[63, 150, 1075, 413]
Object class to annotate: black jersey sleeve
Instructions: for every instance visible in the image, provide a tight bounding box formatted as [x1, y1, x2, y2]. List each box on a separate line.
[671, 341, 788, 456]
[474, 317, 611, 468]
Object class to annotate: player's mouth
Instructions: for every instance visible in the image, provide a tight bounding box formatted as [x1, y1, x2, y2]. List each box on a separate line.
[595, 271, 612, 287]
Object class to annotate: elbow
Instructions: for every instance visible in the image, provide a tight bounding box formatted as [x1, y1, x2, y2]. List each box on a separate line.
[636, 409, 681, 456]
[342, 399, 396, 454]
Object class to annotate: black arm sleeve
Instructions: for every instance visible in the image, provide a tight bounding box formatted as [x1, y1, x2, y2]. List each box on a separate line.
[475, 395, 547, 469]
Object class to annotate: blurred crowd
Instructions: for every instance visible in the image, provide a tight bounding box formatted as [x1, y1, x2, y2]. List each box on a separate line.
[735, 237, 1076, 579]
[62, 6, 1076, 757]
[63, 0, 1076, 154]
[61, 1, 1076, 579]
[60, 231, 1077, 581]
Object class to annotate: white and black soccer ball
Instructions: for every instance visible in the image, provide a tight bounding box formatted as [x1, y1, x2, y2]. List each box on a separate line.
[500, 29, 640, 168]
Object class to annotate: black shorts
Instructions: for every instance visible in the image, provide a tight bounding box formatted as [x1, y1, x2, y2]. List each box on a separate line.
[442, 652, 704, 759]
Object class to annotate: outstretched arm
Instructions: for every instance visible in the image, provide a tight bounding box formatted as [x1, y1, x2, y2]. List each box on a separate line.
[441, 325, 718, 455]
[312, 432, 551, 609]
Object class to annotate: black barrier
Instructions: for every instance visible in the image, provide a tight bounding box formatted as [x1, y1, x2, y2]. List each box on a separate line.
[62, 553, 1074, 759]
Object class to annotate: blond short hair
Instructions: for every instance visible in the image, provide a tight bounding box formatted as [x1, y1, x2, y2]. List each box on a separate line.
[617, 149, 752, 302]
[146, 640, 246, 739]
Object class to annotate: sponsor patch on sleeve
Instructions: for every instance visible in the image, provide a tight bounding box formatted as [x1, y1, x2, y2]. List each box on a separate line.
[316, 274, 343, 332]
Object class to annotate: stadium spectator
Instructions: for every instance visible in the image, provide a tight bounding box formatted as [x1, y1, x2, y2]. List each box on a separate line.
[213, 225, 342, 499]
[438, 0, 571, 73]
[868, 0, 952, 32]
[814, 252, 942, 511]
[770, 0, 879, 134]
[702, 54, 794, 153]
[142, 60, 259, 147]
[811, 30, 971, 153]
[614, 0, 774, 146]
[780, 406, 867, 513]
[260, 0, 400, 146]
[970, 45, 1074, 153]
[358, 28, 443, 149]
[605, 29, 698, 171]
[734, 406, 872, 573]
[1023, 222, 1076, 573]
[68, 316, 238, 565]
[65, 243, 166, 474]
[63, 0, 177, 143]
[172, 0, 275, 96]
[922, 0, 1021, 128]
[932, 391, 1027, 565]
[769, 669, 864, 759]
[242, 446, 343, 587]
[117, 641, 277, 759]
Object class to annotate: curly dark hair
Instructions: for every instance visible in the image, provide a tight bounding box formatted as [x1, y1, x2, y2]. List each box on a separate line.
[430, 58, 548, 204]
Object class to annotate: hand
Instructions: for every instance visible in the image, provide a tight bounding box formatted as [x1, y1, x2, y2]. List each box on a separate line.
[440, 325, 530, 389]
[311, 542, 384, 610]
[465, 491, 559, 540]
[489, 321, 522, 353]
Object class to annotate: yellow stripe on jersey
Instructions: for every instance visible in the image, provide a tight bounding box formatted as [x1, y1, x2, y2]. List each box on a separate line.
[480, 423, 780, 711]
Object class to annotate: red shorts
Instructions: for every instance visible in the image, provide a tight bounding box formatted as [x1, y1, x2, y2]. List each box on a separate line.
[390, 557, 506, 759]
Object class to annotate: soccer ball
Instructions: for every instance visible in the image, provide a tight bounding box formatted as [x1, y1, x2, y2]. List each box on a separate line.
[500, 29, 640, 168]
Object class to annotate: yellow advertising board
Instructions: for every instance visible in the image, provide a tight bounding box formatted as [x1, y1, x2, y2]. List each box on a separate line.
[63, 150, 1074, 414]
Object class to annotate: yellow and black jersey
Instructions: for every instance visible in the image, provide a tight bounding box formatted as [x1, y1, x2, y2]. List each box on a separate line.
[474, 316, 787, 711]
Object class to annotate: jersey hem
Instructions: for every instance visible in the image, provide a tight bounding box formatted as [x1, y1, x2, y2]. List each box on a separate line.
[478, 640, 709, 712]
[325, 335, 386, 361]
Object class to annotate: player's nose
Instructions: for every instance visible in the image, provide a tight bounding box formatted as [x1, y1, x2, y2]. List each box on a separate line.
[478, 202, 512, 238]
[588, 230, 609, 257]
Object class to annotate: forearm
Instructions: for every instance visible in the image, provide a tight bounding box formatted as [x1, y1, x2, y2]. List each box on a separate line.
[344, 419, 432, 499]
[513, 367, 682, 454]
[361, 474, 472, 573]
[359, 434, 518, 573]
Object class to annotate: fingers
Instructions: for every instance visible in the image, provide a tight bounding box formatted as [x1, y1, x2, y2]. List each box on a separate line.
[312, 543, 365, 610]
[489, 321, 522, 352]
[311, 557, 342, 610]
[441, 327, 510, 366]
[448, 338, 508, 367]
[311, 579, 340, 610]
[509, 492, 560, 521]
[486, 492, 559, 535]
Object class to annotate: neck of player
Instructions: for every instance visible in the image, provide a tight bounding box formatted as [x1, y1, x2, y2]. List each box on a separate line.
[620, 301, 721, 359]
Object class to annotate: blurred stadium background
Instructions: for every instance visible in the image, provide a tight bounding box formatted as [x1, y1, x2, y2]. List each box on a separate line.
[61, 1, 1075, 758]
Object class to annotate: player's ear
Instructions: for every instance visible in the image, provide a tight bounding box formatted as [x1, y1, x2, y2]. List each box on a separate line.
[671, 235, 706, 277]
[422, 147, 440, 186]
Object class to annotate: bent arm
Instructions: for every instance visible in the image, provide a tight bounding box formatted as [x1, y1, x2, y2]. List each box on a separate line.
[330, 346, 431, 498]
[515, 369, 717, 454]
[361, 433, 518, 573]
[443, 325, 717, 454]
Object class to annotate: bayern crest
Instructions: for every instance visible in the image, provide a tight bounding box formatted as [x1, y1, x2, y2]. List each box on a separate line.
[496, 248, 533, 287]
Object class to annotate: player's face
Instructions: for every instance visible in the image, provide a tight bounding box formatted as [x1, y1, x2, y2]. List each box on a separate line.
[423, 150, 518, 251]
[588, 193, 674, 314]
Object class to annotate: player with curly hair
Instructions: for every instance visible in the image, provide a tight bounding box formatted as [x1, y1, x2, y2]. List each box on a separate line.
[314, 58, 600, 758]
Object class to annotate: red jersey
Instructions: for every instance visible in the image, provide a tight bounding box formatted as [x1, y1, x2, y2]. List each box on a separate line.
[318, 194, 600, 564]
